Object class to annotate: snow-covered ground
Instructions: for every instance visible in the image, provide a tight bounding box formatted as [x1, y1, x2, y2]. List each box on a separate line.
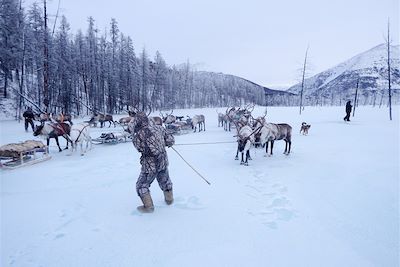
[1, 106, 399, 267]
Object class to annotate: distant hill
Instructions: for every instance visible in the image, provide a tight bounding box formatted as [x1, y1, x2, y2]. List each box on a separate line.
[192, 71, 296, 107]
[286, 44, 400, 105]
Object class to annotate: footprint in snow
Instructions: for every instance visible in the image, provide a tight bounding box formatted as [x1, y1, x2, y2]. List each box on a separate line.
[174, 196, 205, 210]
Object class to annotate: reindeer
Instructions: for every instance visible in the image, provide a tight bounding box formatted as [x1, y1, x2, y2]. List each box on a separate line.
[191, 115, 205, 132]
[235, 124, 255, 166]
[119, 116, 133, 125]
[99, 114, 115, 128]
[160, 110, 176, 125]
[252, 116, 266, 148]
[216, 110, 224, 127]
[149, 116, 163, 126]
[259, 123, 292, 155]
[228, 112, 256, 165]
[225, 107, 237, 131]
[53, 113, 73, 125]
[88, 113, 115, 128]
[34, 113, 52, 124]
[68, 123, 92, 156]
[33, 122, 71, 152]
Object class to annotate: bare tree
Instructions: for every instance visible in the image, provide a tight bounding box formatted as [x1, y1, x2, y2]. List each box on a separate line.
[299, 45, 309, 114]
[43, 0, 49, 111]
[385, 19, 393, 120]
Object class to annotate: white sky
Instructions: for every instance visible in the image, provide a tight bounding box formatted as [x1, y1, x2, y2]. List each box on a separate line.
[29, 0, 399, 88]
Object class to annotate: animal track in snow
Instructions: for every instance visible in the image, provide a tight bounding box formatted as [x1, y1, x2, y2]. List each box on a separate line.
[244, 172, 295, 229]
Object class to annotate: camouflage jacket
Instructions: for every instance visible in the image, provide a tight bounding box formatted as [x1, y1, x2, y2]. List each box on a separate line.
[132, 124, 175, 173]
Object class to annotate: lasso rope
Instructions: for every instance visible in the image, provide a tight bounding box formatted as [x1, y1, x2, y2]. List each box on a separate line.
[174, 141, 236, 146]
[170, 146, 211, 185]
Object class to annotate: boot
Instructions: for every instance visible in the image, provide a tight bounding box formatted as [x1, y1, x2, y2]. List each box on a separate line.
[164, 189, 174, 205]
[137, 193, 154, 213]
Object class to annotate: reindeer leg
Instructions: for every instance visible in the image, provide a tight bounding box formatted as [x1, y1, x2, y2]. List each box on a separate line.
[63, 136, 69, 150]
[247, 150, 252, 160]
[288, 141, 291, 154]
[235, 147, 239, 160]
[80, 142, 84, 156]
[284, 140, 288, 154]
[265, 141, 269, 155]
[55, 137, 62, 152]
[270, 141, 274, 155]
[240, 152, 244, 165]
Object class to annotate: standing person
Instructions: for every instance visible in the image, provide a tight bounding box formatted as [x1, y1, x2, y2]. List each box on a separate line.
[343, 100, 352, 122]
[23, 107, 35, 132]
[130, 112, 175, 213]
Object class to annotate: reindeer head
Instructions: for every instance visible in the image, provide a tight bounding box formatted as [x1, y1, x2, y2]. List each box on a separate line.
[33, 124, 44, 136]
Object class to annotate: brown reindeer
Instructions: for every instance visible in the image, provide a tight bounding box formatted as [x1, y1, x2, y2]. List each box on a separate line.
[259, 123, 292, 155]
[89, 113, 115, 128]
[53, 113, 73, 125]
[119, 116, 133, 125]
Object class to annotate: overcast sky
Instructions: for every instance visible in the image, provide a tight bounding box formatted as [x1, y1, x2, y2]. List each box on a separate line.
[31, 0, 399, 88]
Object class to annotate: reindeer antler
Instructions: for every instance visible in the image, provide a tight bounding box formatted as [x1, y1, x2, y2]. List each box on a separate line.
[146, 104, 152, 116]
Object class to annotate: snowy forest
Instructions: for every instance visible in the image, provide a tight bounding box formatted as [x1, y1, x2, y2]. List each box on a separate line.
[0, 0, 267, 117]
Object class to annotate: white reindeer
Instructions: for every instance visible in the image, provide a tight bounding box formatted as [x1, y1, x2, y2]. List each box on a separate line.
[68, 123, 92, 156]
[235, 124, 255, 166]
[191, 115, 205, 132]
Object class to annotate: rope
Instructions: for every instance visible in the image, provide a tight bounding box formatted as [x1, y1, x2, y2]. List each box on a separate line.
[170, 146, 211, 185]
[174, 141, 236, 146]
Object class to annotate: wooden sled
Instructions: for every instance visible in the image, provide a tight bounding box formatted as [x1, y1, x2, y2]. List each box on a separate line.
[0, 140, 51, 170]
[92, 131, 131, 145]
[166, 122, 192, 135]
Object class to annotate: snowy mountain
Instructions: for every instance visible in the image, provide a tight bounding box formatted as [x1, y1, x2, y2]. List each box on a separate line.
[287, 44, 400, 105]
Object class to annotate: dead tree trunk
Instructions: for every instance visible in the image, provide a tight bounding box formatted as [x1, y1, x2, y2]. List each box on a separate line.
[386, 20, 392, 120]
[299, 46, 309, 115]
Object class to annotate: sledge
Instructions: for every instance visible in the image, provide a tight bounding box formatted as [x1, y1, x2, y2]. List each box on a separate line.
[92, 131, 131, 145]
[165, 122, 192, 135]
[0, 140, 51, 170]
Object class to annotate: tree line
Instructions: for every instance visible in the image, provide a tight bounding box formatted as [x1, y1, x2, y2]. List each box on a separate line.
[0, 0, 265, 117]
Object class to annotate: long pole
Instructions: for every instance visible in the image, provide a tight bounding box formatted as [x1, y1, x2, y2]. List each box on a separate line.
[353, 79, 359, 117]
[170, 147, 211, 185]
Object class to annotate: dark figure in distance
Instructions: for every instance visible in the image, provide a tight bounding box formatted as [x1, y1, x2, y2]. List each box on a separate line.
[343, 101, 352, 122]
[23, 107, 35, 132]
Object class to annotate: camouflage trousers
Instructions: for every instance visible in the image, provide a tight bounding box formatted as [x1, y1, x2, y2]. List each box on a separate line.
[136, 168, 173, 196]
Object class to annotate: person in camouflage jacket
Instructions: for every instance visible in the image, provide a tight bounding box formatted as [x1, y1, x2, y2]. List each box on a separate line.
[130, 112, 175, 213]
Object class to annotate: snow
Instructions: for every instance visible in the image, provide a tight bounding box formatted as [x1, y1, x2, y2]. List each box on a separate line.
[1, 106, 399, 267]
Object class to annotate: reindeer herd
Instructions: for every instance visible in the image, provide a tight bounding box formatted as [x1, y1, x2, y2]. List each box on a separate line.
[217, 104, 292, 166]
[26, 104, 295, 165]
